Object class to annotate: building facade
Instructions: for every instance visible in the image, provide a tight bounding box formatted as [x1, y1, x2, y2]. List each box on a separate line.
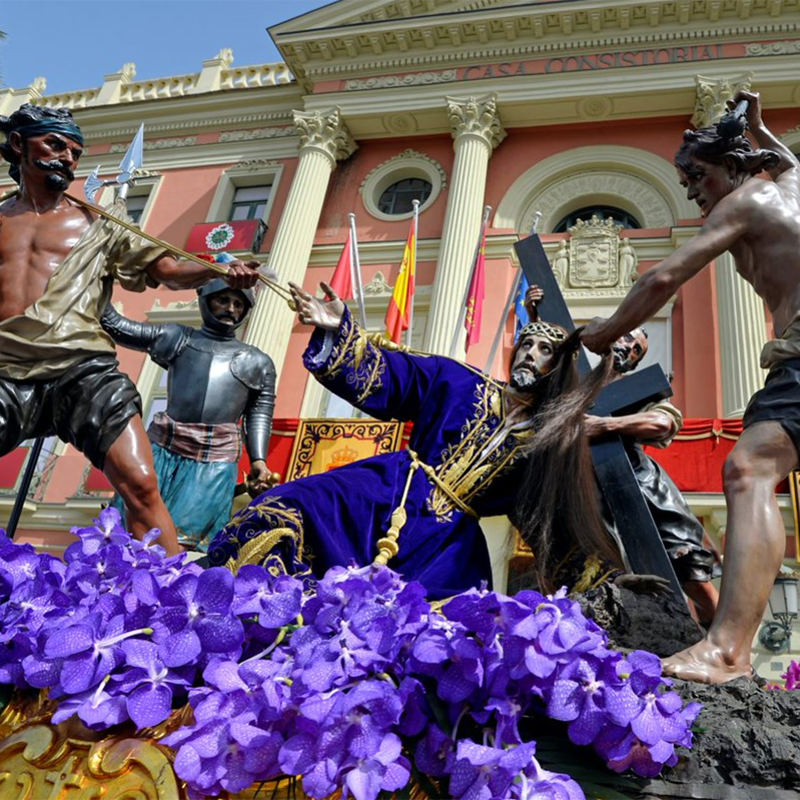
[2, 0, 799, 673]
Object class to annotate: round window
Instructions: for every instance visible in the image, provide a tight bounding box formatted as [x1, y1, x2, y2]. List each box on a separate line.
[377, 178, 432, 216]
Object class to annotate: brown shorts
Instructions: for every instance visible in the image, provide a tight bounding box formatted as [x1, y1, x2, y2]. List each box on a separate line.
[0, 355, 141, 470]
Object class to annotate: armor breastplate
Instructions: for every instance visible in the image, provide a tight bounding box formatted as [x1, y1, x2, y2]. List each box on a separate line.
[166, 331, 251, 424]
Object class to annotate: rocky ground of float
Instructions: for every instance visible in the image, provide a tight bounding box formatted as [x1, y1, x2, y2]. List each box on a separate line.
[578, 583, 800, 800]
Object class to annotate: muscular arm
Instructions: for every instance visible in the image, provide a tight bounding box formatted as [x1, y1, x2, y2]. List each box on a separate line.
[146, 255, 220, 290]
[582, 199, 747, 351]
[585, 410, 675, 442]
[145, 255, 262, 291]
[739, 90, 800, 181]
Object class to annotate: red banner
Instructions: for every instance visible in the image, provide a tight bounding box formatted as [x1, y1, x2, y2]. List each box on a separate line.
[184, 220, 266, 254]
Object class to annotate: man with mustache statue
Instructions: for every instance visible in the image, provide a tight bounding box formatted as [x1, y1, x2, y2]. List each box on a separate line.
[206, 281, 620, 599]
[582, 91, 800, 684]
[102, 274, 276, 551]
[0, 104, 260, 555]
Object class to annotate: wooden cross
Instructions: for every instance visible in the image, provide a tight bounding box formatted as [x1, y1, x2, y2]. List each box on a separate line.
[515, 235, 685, 601]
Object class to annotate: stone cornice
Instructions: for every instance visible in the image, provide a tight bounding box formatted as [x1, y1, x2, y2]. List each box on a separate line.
[275, 0, 800, 83]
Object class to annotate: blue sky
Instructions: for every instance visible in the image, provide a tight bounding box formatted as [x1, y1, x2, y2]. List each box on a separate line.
[0, 1, 333, 94]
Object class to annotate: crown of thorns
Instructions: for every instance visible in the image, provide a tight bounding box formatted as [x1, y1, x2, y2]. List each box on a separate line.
[518, 321, 569, 343]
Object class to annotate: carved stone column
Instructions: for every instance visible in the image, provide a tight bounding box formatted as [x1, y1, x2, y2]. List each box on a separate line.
[715, 252, 768, 417]
[425, 95, 505, 357]
[245, 108, 356, 376]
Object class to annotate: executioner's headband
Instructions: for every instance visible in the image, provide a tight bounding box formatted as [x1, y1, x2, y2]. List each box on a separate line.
[14, 119, 85, 147]
[518, 321, 569, 344]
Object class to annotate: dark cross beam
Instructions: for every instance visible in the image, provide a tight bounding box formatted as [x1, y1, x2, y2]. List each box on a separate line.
[516, 234, 685, 601]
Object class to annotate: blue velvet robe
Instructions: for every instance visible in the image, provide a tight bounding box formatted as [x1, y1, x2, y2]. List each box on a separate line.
[207, 309, 535, 599]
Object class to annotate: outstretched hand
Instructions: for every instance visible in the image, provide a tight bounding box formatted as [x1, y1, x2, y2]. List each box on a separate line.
[289, 281, 346, 331]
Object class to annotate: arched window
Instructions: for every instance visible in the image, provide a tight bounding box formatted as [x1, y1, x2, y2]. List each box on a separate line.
[554, 206, 641, 233]
[377, 178, 432, 215]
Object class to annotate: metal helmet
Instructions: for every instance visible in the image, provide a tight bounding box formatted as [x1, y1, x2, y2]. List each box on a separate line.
[196, 278, 255, 334]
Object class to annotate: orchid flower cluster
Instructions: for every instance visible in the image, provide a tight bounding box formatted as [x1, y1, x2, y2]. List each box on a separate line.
[0, 509, 700, 800]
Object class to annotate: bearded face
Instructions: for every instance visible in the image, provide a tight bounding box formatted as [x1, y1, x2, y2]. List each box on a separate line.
[509, 333, 556, 391]
[611, 328, 648, 374]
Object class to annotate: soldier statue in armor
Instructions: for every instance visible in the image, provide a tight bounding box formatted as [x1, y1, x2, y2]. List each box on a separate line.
[102, 275, 276, 550]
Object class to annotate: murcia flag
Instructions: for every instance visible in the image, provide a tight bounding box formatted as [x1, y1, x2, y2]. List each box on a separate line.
[329, 229, 354, 299]
[384, 222, 416, 344]
[464, 229, 487, 352]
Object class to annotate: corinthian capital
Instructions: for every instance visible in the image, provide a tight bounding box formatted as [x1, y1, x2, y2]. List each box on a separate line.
[446, 94, 506, 150]
[691, 73, 752, 129]
[293, 107, 357, 165]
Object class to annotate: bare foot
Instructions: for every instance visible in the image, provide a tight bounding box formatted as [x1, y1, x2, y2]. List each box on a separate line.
[662, 639, 752, 685]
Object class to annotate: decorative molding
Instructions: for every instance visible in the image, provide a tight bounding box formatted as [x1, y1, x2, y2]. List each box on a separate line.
[521, 171, 674, 235]
[293, 107, 357, 164]
[446, 94, 505, 149]
[219, 125, 295, 142]
[344, 69, 457, 90]
[382, 112, 418, 135]
[109, 136, 197, 153]
[360, 149, 447, 194]
[746, 40, 800, 56]
[577, 96, 613, 121]
[691, 73, 752, 129]
[226, 158, 283, 173]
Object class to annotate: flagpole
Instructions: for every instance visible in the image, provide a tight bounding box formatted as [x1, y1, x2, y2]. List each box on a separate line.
[406, 199, 420, 347]
[484, 211, 542, 374]
[450, 205, 491, 358]
[348, 213, 368, 328]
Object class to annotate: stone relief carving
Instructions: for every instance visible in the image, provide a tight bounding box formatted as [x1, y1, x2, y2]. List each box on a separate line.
[226, 158, 282, 173]
[746, 41, 800, 57]
[521, 171, 673, 234]
[359, 149, 447, 195]
[219, 126, 295, 142]
[363, 270, 392, 296]
[691, 73, 752, 129]
[109, 136, 196, 153]
[446, 94, 506, 149]
[549, 216, 640, 292]
[345, 70, 457, 91]
[293, 108, 357, 163]
[382, 113, 418, 135]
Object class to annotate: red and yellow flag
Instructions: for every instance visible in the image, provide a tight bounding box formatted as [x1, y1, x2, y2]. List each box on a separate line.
[384, 222, 416, 344]
[329, 229, 354, 300]
[464, 229, 487, 351]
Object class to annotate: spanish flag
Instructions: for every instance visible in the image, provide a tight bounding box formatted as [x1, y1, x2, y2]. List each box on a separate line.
[384, 222, 416, 344]
[464, 228, 487, 352]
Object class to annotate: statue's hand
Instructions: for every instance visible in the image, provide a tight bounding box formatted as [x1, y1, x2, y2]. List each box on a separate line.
[731, 89, 762, 130]
[289, 281, 346, 330]
[614, 573, 673, 597]
[246, 460, 273, 497]
[224, 259, 261, 290]
[524, 285, 544, 319]
[581, 317, 614, 354]
[584, 414, 612, 440]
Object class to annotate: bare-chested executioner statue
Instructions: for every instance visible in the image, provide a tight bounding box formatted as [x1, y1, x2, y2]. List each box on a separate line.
[582, 91, 800, 684]
[0, 104, 260, 555]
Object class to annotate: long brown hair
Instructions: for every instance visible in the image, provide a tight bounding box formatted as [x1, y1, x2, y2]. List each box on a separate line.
[513, 329, 622, 593]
